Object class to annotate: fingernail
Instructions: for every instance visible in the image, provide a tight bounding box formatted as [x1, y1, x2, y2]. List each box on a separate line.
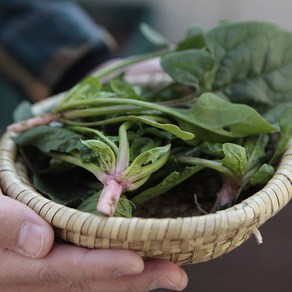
[113, 264, 143, 278]
[18, 222, 45, 258]
[149, 275, 188, 291]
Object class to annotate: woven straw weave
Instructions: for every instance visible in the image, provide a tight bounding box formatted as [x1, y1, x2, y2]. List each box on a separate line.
[0, 128, 291, 265]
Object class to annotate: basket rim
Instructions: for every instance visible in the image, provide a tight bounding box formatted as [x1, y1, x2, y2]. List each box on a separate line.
[1, 129, 292, 241]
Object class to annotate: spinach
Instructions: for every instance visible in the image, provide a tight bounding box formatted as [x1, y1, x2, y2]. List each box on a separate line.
[55, 91, 275, 140]
[161, 21, 292, 112]
[13, 20, 292, 217]
[160, 49, 216, 90]
[15, 123, 172, 216]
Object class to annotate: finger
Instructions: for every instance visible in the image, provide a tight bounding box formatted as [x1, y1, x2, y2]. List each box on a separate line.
[0, 243, 144, 284]
[100, 260, 188, 292]
[0, 191, 54, 258]
[1, 260, 188, 292]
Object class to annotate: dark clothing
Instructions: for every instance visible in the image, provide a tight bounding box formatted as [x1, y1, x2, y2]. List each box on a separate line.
[0, 0, 113, 101]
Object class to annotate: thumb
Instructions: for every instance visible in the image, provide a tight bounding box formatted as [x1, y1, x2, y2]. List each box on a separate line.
[0, 190, 54, 258]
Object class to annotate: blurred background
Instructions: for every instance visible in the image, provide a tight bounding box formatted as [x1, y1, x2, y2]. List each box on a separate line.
[79, 0, 292, 53]
[1, 0, 292, 291]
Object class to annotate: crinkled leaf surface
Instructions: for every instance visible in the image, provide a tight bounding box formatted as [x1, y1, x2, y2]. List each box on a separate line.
[160, 49, 216, 90]
[81, 139, 116, 173]
[206, 21, 292, 110]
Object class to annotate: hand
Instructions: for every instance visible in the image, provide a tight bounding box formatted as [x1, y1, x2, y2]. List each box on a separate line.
[0, 191, 188, 291]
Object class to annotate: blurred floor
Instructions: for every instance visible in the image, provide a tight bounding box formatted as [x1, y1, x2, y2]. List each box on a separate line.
[158, 201, 292, 292]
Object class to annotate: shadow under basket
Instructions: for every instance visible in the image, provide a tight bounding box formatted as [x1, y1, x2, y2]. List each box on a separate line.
[0, 129, 291, 266]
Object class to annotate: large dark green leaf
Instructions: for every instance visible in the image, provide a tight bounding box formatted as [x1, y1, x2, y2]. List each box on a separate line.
[132, 165, 202, 206]
[32, 171, 96, 206]
[206, 21, 292, 110]
[13, 125, 84, 153]
[176, 93, 276, 140]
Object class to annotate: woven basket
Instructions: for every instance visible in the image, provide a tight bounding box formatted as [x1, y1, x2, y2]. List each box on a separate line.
[0, 106, 291, 266]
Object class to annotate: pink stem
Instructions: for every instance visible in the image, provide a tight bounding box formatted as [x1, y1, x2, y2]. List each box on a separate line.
[211, 179, 240, 212]
[96, 178, 124, 216]
[8, 113, 60, 133]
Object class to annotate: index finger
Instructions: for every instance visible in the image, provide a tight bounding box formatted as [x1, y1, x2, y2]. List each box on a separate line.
[0, 243, 144, 284]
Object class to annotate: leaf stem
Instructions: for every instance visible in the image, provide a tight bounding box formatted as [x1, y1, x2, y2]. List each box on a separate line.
[96, 178, 124, 216]
[177, 156, 235, 179]
[92, 50, 168, 80]
[115, 122, 131, 173]
[61, 105, 141, 119]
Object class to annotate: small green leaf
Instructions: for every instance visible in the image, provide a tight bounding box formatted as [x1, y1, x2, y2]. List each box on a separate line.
[69, 126, 119, 155]
[160, 49, 215, 91]
[140, 23, 170, 48]
[132, 165, 202, 206]
[250, 164, 275, 185]
[200, 141, 224, 158]
[243, 135, 269, 171]
[270, 108, 292, 164]
[114, 196, 134, 218]
[221, 143, 247, 176]
[81, 139, 116, 173]
[176, 25, 206, 51]
[122, 144, 171, 182]
[129, 135, 157, 161]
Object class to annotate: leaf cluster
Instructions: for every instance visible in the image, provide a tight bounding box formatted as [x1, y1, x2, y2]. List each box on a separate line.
[13, 20, 292, 217]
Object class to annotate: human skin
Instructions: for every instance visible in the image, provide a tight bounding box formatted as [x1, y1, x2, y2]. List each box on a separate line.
[0, 190, 188, 291]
